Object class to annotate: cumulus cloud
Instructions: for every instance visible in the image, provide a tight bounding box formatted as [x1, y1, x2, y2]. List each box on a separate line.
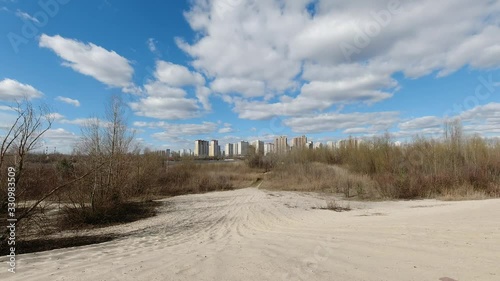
[39, 34, 135, 91]
[129, 61, 209, 120]
[55, 96, 80, 107]
[59, 117, 106, 126]
[47, 112, 65, 121]
[218, 122, 234, 134]
[129, 81, 202, 120]
[41, 128, 79, 153]
[154, 60, 205, 87]
[399, 116, 443, 131]
[196, 86, 212, 110]
[142, 121, 218, 141]
[134, 120, 215, 131]
[283, 111, 400, 134]
[130, 96, 201, 120]
[211, 78, 266, 97]
[395, 103, 500, 138]
[0, 78, 43, 101]
[178, 0, 500, 121]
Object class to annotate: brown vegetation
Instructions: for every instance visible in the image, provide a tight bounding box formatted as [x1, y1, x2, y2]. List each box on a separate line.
[257, 121, 500, 200]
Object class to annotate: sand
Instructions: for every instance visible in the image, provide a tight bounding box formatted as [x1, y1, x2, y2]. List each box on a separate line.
[3, 188, 499, 281]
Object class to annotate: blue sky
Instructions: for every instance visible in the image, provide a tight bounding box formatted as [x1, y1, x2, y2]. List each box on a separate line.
[1, 0, 500, 153]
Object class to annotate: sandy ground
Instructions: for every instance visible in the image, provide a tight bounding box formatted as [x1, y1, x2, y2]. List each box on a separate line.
[3, 188, 500, 281]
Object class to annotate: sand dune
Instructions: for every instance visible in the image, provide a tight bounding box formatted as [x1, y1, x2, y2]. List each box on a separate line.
[3, 188, 500, 281]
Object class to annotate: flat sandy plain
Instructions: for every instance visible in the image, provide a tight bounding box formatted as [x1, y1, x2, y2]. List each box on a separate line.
[3, 188, 499, 281]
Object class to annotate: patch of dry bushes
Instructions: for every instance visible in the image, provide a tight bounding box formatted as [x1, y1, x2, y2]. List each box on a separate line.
[257, 122, 500, 200]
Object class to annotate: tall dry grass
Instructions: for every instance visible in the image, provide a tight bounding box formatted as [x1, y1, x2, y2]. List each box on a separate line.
[260, 122, 500, 200]
[260, 161, 380, 199]
[154, 160, 263, 196]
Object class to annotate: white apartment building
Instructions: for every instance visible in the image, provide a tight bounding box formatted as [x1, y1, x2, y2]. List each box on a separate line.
[235, 141, 249, 156]
[252, 140, 264, 155]
[194, 140, 209, 157]
[264, 143, 274, 155]
[225, 143, 234, 157]
[209, 140, 219, 157]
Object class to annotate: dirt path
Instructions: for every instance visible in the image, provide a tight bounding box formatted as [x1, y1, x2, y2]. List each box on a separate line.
[3, 188, 500, 281]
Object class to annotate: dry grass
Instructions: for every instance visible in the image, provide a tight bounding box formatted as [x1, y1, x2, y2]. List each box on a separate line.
[322, 200, 351, 212]
[260, 162, 380, 199]
[155, 161, 263, 196]
[256, 122, 500, 201]
[438, 184, 490, 201]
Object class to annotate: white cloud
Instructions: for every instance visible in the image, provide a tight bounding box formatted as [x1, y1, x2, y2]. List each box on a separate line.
[41, 128, 79, 153]
[15, 9, 39, 23]
[147, 38, 158, 53]
[0, 78, 43, 101]
[218, 127, 233, 134]
[47, 112, 65, 121]
[55, 96, 80, 107]
[179, 0, 500, 120]
[129, 82, 202, 120]
[129, 97, 201, 120]
[395, 103, 500, 138]
[59, 117, 105, 126]
[133, 121, 231, 149]
[146, 122, 218, 140]
[283, 111, 400, 134]
[39, 34, 135, 90]
[196, 86, 212, 110]
[459, 102, 500, 123]
[218, 123, 233, 134]
[399, 116, 443, 131]
[129, 62, 208, 120]
[458, 103, 500, 135]
[211, 77, 266, 97]
[0, 105, 14, 111]
[154, 60, 205, 87]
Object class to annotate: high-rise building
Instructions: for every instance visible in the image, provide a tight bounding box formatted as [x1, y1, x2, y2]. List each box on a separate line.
[326, 141, 336, 150]
[225, 143, 234, 157]
[194, 140, 209, 157]
[274, 136, 288, 154]
[235, 141, 249, 156]
[337, 138, 361, 149]
[179, 149, 192, 157]
[234, 143, 239, 156]
[292, 135, 308, 149]
[313, 142, 323, 149]
[252, 140, 264, 155]
[209, 140, 219, 157]
[306, 141, 313, 149]
[264, 143, 274, 155]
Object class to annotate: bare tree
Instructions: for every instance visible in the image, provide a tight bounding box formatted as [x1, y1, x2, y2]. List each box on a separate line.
[1, 99, 53, 242]
[12, 101, 53, 185]
[103, 95, 134, 203]
[74, 95, 134, 213]
[77, 117, 104, 212]
[1, 100, 53, 202]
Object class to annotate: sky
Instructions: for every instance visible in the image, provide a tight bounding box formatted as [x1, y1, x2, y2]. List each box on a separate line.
[1, 0, 500, 153]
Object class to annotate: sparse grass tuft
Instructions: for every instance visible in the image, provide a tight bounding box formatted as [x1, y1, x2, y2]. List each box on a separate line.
[320, 200, 351, 212]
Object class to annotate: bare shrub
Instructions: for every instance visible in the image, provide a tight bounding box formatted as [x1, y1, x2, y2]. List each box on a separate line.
[321, 200, 351, 212]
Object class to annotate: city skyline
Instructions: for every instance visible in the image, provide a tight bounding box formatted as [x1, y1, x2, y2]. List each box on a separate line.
[164, 135, 372, 158]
